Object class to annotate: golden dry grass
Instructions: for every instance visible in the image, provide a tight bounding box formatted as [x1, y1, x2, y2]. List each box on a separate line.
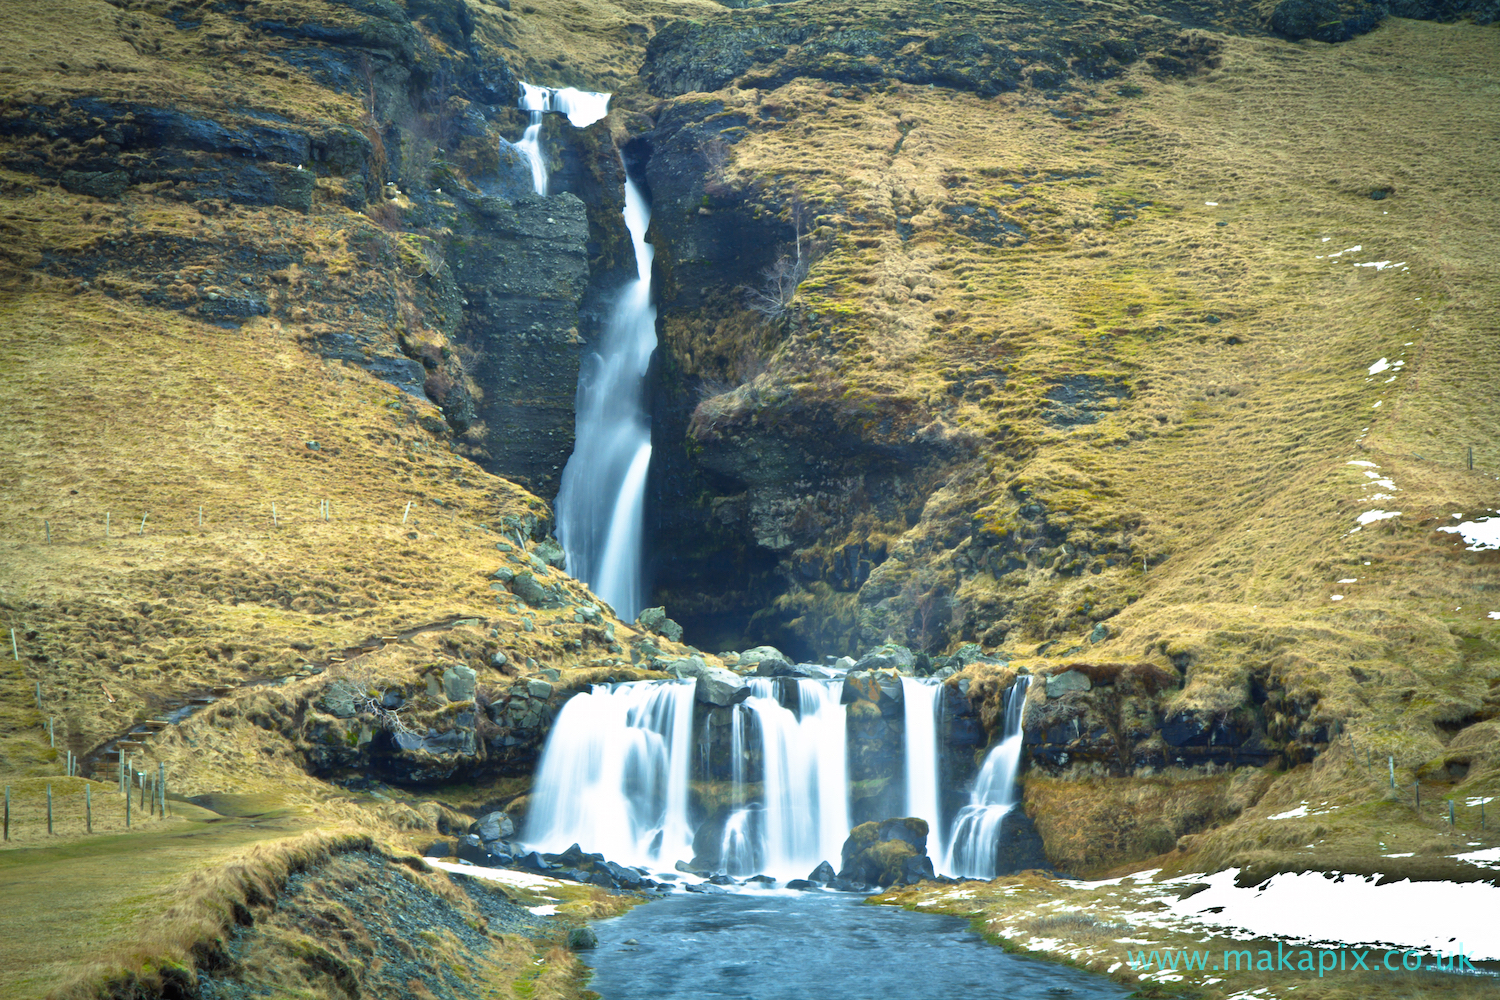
[0, 798, 340, 1000]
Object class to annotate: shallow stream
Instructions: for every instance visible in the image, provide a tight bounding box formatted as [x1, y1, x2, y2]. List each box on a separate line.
[580, 890, 1131, 1000]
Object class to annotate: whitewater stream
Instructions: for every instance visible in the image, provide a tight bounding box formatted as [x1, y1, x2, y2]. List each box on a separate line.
[580, 890, 1131, 1000]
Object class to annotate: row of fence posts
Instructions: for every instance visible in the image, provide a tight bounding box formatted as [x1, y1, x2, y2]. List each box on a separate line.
[3, 763, 168, 841]
[1375, 751, 1486, 831]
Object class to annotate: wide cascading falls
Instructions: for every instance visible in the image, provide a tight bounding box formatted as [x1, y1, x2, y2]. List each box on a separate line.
[719, 678, 851, 879]
[521, 680, 696, 868]
[942, 675, 1031, 878]
[900, 677, 945, 867]
[554, 172, 657, 618]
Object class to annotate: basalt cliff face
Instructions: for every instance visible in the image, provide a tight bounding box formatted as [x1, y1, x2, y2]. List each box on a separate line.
[1, 0, 1499, 991]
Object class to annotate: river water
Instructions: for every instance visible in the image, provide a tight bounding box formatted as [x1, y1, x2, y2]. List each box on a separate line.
[579, 890, 1131, 1000]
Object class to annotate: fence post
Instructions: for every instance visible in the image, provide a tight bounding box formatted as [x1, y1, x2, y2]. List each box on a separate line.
[34, 681, 40, 709]
[3, 786, 8, 841]
[1448, 800, 1454, 827]
[46, 784, 52, 835]
[1388, 756, 1395, 788]
[45, 520, 50, 544]
[159, 762, 166, 817]
[1414, 781, 1420, 812]
[139, 512, 148, 535]
[86, 784, 92, 834]
[271, 503, 278, 528]
[48, 717, 54, 748]
[10, 628, 18, 660]
[126, 779, 131, 829]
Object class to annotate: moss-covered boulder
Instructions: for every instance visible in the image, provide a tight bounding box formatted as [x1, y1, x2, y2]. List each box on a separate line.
[837, 817, 932, 887]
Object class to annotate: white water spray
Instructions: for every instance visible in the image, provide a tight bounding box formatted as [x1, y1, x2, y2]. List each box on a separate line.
[522, 680, 696, 868]
[900, 677, 945, 866]
[554, 173, 657, 618]
[513, 83, 611, 196]
[943, 676, 1031, 878]
[721, 678, 850, 879]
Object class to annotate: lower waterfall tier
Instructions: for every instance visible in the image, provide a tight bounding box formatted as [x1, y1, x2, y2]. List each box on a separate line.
[519, 675, 1038, 881]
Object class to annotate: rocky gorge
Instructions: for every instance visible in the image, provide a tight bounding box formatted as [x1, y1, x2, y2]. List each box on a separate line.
[1, 0, 1498, 997]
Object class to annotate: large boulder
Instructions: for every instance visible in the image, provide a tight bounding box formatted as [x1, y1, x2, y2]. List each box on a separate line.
[442, 664, 477, 702]
[1044, 670, 1091, 698]
[474, 810, 515, 844]
[837, 818, 930, 887]
[853, 644, 916, 674]
[666, 655, 749, 706]
[636, 606, 684, 643]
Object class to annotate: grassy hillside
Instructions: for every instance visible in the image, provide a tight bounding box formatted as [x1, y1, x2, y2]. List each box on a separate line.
[0, 0, 1496, 995]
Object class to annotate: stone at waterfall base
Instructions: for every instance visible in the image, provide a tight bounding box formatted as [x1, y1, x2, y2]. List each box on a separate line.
[838, 817, 933, 888]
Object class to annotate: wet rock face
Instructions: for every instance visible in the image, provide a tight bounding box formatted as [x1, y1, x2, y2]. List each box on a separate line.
[451, 193, 590, 496]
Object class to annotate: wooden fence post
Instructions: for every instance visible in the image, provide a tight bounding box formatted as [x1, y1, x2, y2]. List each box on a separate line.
[86, 784, 92, 834]
[159, 762, 166, 817]
[126, 779, 131, 829]
[46, 784, 52, 835]
[4, 786, 8, 841]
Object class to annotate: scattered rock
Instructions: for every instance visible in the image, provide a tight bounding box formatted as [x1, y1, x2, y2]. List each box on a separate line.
[666, 655, 749, 706]
[683, 881, 727, 894]
[318, 679, 362, 719]
[636, 606, 684, 642]
[567, 926, 599, 950]
[1045, 670, 1091, 697]
[1088, 622, 1109, 644]
[737, 645, 793, 674]
[534, 538, 567, 568]
[474, 811, 515, 844]
[490, 651, 509, 668]
[443, 665, 477, 702]
[526, 677, 554, 699]
[784, 879, 817, 890]
[808, 860, 836, 882]
[853, 644, 916, 674]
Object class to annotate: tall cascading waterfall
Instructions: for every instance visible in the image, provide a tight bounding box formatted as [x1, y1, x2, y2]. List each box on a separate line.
[522, 680, 696, 868]
[942, 676, 1032, 878]
[719, 678, 851, 878]
[900, 677, 945, 867]
[553, 172, 657, 618]
[510, 81, 656, 619]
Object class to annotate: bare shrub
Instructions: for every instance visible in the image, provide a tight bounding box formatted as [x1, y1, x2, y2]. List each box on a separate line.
[744, 253, 812, 320]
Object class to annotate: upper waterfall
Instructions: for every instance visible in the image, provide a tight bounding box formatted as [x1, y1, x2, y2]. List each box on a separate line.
[513, 82, 611, 196]
[554, 171, 657, 619]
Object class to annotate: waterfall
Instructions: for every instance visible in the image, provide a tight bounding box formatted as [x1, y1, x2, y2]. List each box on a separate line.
[522, 680, 696, 868]
[900, 677, 945, 866]
[514, 82, 611, 196]
[554, 172, 657, 619]
[721, 678, 851, 879]
[942, 676, 1032, 878]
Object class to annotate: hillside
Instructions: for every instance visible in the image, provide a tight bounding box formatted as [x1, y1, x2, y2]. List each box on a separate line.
[0, 0, 1497, 997]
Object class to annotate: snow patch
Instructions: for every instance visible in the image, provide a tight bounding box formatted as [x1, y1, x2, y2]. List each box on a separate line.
[1437, 517, 1500, 551]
